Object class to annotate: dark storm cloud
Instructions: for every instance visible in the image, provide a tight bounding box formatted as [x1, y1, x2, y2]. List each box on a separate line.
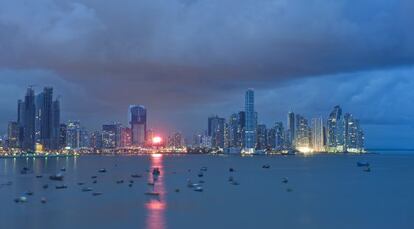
[0, 0, 413, 147]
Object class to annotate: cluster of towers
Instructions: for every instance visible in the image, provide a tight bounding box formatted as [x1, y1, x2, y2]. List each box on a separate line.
[194, 89, 365, 154]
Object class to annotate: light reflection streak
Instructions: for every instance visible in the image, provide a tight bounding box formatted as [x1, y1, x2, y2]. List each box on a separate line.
[145, 154, 166, 229]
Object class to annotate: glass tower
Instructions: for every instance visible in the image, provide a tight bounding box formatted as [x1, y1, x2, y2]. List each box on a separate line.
[244, 89, 256, 153]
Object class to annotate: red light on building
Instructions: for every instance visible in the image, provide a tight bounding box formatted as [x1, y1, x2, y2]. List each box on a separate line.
[152, 136, 162, 145]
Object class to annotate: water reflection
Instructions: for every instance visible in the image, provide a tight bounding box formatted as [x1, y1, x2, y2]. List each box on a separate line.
[145, 154, 166, 229]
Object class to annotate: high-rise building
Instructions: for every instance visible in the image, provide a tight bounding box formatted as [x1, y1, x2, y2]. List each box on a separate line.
[102, 123, 121, 149]
[295, 114, 311, 149]
[274, 122, 285, 150]
[66, 121, 81, 149]
[51, 99, 61, 150]
[7, 121, 19, 148]
[237, 111, 245, 148]
[17, 99, 25, 147]
[244, 89, 256, 153]
[59, 124, 67, 149]
[35, 92, 43, 143]
[256, 124, 267, 150]
[287, 112, 295, 147]
[120, 127, 132, 147]
[226, 113, 239, 148]
[327, 105, 343, 152]
[168, 132, 185, 148]
[311, 117, 325, 152]
[22, 87, 36, 151]
[79, 127, 90, 148]
[345, 115, 365, 153]
[40, 87, 54, 149]
[129, 105, 147, 146]
[208, 116, 225, 148]
[90, 131, 103, 149]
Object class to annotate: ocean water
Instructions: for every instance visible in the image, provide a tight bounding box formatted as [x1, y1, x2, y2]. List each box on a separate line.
[1, 153, 414, 229]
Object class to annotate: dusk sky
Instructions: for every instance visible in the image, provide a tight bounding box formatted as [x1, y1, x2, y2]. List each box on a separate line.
[0, 0, 413, 149]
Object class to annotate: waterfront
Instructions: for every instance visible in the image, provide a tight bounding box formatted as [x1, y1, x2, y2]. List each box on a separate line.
[1, 153, 414, 229]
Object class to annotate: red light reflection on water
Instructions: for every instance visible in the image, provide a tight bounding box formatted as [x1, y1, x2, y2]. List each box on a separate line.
[145, 154, 166, 229]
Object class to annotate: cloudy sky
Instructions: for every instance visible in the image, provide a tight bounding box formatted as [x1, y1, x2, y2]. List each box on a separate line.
[0, 0, 413, 149]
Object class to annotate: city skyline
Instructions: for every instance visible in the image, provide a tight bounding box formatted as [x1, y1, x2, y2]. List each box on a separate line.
[0, 1, 413, 149]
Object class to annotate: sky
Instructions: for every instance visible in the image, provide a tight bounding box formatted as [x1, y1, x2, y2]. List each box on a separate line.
[0, 0, 413, 149]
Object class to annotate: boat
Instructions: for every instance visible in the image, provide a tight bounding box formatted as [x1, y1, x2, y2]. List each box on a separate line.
[91, 176, 98, 179]
[194, 186, 203, 192]
[228, 176, 234, 182]
[131, 174, 142, 178]
[201, 167, 208, 172]
[198, 172, 204, 178]
[49, 173, 64, 181]
[98, 168, 107, 173]
[152, 168, 161, 176]
[262, 164, 271, 169]
[116, 180, 124, 184]
[82, 187, 93, 192]
[25, 191, 34, 196]
[92, 180, 97, 184]
[231, 181, 240, 186]
[41, 198, 47, 204]
[92, 192, 103, 196]
[128, 184, 133, 187]
[60, 167, 66, 172]
[36, 175, 43, 178]
[43, 184, 49, 189]
[357, 162, 370, 167]
[229, 168, 235, 172]
[56, 185, 68, 189]
[282, 177, 289, 184]
[14, 196, 27, 203]
[77, 182, 85, 186]
[145, 192, 160, 196]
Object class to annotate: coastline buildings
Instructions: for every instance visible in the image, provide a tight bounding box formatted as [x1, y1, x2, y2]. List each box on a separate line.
[208, 116, 225, 148]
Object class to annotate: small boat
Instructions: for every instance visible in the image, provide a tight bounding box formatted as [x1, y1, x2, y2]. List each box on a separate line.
[98, 168, 107, 173]
[262, 164, 271, 169]
[152, 168, 161, 176]
[228, 176, 234, 182]
[145, 192, 160, 196]
[131, 174, 142, 178]
[36, 175, 43, 178]
[282, 177, 289, 184]
[357, 162, 370, 167]
[60, 168, 66, 172]
[229, 168, 235, 172]
[55, 185, 68, 189]
[198, 172, 204, 178]
[129, 180, 134, 184]
[25, 191, 34, 196]
[231, 181, 240, 186]
[128, 184, 133, 187]
[116, 180, 124, 184]
[14, 196, 27, 203]
[201, 167, 208, 172]
[41, 197, 47, 204]
[49, 173, 64, 181]
[199, 180, 205, 184]
[92, 180, 97, 184]
[82, 187, 93, 192]
[21, 167, 30, 174]
[92, 192, 103, 196]
[43, 184, 49, 189]
[194, 187, 203, 192]
[175, 188, 180, 193]
[286, 188, 293, 192]
[91, 176, 98, 179]
[77, 182, 85, 186]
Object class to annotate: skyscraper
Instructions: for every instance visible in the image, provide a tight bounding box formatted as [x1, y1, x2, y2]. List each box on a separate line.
[256, 124, 267, 150]
[66, 121, 81, 149]
[274, 122, 285, 150]
[7, 121, 19, 149]
[312, 117, 325, 152]
[327, 105, 343, 152]
[59, 124, 67, 149]
[226, 113, 239, 148]
[287, 112, 295, 147]
[102, 123, 121, 149]
[208, 115, 225, 148]
[237, 111, 245, 148]
[129, 105, 147, 146]
[295, 114, 311, 149]
[244, 89, 256, 153]
[51, 99, 61, 149]
[40, 87, 53, 149]
[23, 87, 36, 151]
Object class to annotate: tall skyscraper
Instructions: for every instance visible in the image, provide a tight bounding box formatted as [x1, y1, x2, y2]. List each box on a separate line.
[237, 111, 246, 148]
[256, 124, 267, 150]
[129, 105, 147, 146]
[66, 121, 81, 149]
[168, 132, 185, 148]
[327, 105, 343, 152]
[17, 99, 25, 147]
[23, 87, 36, 151]
[51, 99, 61, 149]
[226, 113, 239, 148]
[287, 111, 295, 147]
[274, 122, 285, 150]
[208, 115, 225, 148]
[295, 114, 311, 149]
[59, 124, 67, 149]
[312, 117, 325, 152]
[120, 127, 132, 147]
[40, 87, 53, 149]
[244, 89, 256, 153]
[7, 121, 19, 149]
[102, 123, 121, 149]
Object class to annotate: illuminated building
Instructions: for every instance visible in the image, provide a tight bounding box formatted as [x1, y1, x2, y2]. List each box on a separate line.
[295, 114, 311, 149]
[59, 124, 67, 149]
[120, 127, 132, 147]
[274, 122, 285, 150]
[226, 113, 239, 148]
[256, 124, 267, 150]
[327, 105, 344, 152]
[244, 89, 256, 153]
[22, 87, 36, 151]
[102, 123, 121, 149]
[345, 114, 365, 153]
[311, 117, 325, 152]
[208, 115, 225, 148]
[66, 121, 81, 149]
[90, 131, 103, 149]
[201, 135, 212, 148]
[129, 105, 147, 146]
[168, 132, 184, 148]
[7, 121, 19, 149]
[287, 112, 295, 147]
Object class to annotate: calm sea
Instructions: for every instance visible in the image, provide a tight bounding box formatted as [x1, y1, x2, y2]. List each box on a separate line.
[1, 153, 414, 229]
